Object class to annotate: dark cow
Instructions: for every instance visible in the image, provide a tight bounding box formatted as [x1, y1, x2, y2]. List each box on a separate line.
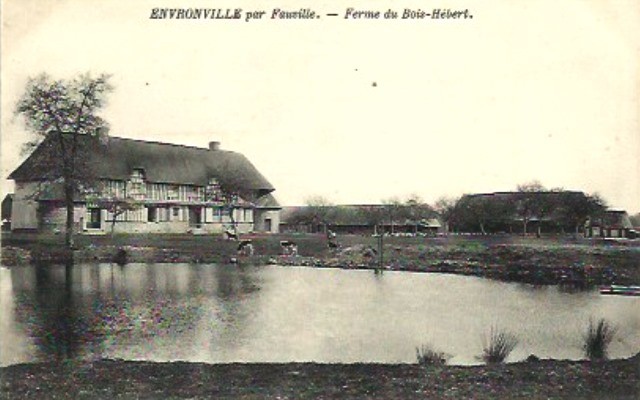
[237, 240, 254, 256]
[280, 240, 298, 256]
[225, 229, 239, 241]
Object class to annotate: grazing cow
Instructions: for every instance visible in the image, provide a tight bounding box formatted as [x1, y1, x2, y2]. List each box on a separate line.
[225, 229, 239, 241]
[327, 230, 339, 249]
[280, 240, 298, 256]
[237, 240, 254, 256]
[362, 247, 377, 258]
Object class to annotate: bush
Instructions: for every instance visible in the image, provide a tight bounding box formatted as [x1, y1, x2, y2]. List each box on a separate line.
[583, 318, 617, 360]
[480, 327, 519, 364]
[415, 345, 449, 366]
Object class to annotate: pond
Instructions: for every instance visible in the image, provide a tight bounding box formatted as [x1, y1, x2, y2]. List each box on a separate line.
[1, 263, 639, 366]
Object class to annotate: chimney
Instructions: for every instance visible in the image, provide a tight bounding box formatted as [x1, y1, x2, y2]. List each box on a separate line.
[209, 141, 220, 151]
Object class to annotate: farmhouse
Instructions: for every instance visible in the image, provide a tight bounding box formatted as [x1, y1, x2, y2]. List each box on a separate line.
[8, 134, 280, 234]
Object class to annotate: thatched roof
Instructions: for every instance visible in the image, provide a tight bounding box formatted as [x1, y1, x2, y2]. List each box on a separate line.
[9, 134, 275, 195]
[588, 210, 633, 229]
[254, 193, 280, 209]
[462, 191, 585, 202]
[1, 194, 13, 220]
[281, 204, 436, 226]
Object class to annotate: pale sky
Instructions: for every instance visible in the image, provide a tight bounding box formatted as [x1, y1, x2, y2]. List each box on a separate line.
[2, 0, 639, 212]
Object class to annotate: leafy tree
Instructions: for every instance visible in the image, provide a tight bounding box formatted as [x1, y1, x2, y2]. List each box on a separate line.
[453, 195, 485, 234]
[15, 73, 113, 248]
[454, 194, 514, 234]
[629, 212, 640, 228]
[556, 191, 607, 237]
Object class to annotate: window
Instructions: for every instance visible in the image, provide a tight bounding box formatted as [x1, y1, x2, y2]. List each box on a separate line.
[167, 185, 179, 201]
[129, 169, 146, 200]
[193, 186, 205, 202]
[173, 207, 180, 217]
[205, 178, 222, 201]
[87, 208, 102, 229]
[105, 180, 126, 197]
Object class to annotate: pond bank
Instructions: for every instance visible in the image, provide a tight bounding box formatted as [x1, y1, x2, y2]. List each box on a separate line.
[2, 234, 639, 286]
[2, 355, 639, 399]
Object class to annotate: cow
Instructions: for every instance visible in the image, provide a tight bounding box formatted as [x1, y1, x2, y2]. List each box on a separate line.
[237, 240, 254, 256]
[280, 240, 298, 256]
[225, 229, 239, 241]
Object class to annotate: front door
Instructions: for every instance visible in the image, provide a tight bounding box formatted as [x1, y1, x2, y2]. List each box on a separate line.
[189, 207, 202, 227]
[264, 218, 272, 232]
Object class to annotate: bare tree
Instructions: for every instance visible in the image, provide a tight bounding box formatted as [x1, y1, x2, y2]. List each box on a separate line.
[357, 205, 386, 235]
[434, 196, 460, 235]
[381, 197, 402, 235]
[305, 195, 333, 233]
[515, 181, 546, 236]
[402, 194, 433, 234]
[15, 73, 113, 248]
[88, 195, 143, 236]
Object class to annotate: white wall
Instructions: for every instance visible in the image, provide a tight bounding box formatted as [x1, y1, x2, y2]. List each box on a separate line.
[11, 182, 39, 230]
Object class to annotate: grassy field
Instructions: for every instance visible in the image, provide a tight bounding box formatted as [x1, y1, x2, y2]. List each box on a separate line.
[2, 355, 639, 399]
[2, 232, 640, 285]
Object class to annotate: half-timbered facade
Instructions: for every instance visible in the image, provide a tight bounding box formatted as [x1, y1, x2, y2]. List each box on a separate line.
[8, 135, 280, 234]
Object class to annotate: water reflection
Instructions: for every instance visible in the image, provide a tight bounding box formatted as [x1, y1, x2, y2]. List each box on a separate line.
[13, 263, 85, 361]
[1, 264, 639, 366]
[5, 263, 264, 365]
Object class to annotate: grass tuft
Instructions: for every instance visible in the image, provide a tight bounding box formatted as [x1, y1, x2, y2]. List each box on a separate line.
[480, 326, 518, 364]
[415, 345, 449, 366]
[583, 318, 617, 360]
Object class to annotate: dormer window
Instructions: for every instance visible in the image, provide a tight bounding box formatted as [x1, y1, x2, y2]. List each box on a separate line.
[206, 177, 222, 202]
[129, 168, 146, 199]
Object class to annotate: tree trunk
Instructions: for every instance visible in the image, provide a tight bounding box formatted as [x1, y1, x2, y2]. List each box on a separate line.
[64, 179, 75, 249]
[111, 213, 117, 236]
[479, 222, 486, 235]
[229, 207, 237, 234]
[523, 220, 528, 237]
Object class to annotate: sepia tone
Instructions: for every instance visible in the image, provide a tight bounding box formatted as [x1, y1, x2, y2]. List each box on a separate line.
[1, 0, 639, 398]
